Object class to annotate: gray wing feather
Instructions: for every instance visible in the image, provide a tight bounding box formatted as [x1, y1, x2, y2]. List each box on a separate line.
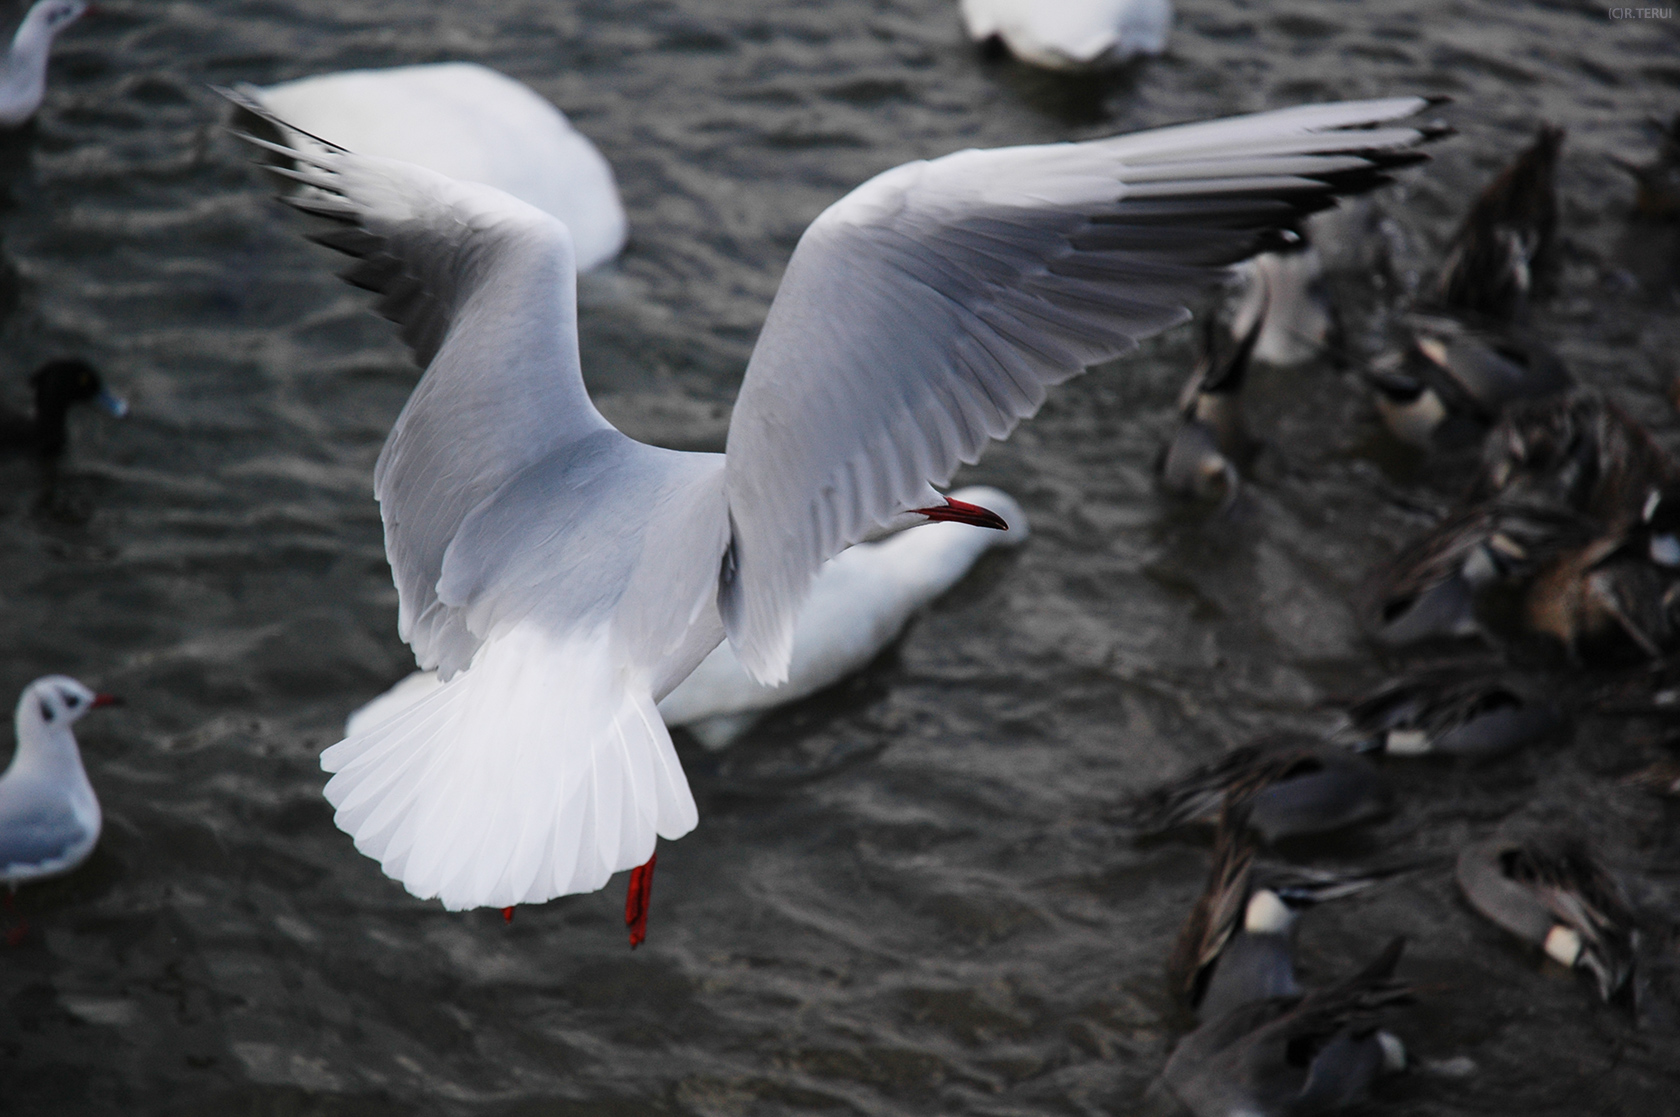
[224, 89, 614, 676]
[0, 800, 84, 867]
[722, 98, 1442, 682]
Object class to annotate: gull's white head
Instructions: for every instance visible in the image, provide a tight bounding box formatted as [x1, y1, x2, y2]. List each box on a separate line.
[16, 0, 89, 44]
[2, 0, 90, 128]
[17, 675, 115, 734]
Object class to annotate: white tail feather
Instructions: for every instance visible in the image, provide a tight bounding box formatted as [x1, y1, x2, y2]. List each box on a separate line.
[321, 620, 697, 910]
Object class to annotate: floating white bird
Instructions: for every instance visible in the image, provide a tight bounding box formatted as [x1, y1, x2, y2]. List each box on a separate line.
[225, 88, 1441, 915]
[238, 63, 627, 272]
[960, 0, 1172, 70]
[0, 0, 89, 129]
[0, 676, 116, 888]
[349, 485, 1029, 752]
[661, 485, 1028, 747]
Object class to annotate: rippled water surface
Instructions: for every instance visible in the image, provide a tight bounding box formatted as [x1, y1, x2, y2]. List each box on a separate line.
[2, 0, 1679, 1113]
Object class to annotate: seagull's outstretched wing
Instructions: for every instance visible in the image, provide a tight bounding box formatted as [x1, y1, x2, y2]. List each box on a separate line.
[225, 87, 613, 678]
[722, 98, 1444, 682]
[225, 91, 710, 909]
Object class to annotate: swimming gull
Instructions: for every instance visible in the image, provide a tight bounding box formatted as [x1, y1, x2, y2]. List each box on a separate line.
[0, 0, 89, 129]
[959, 0, 1172, 69]
[234, 63, 627, 272]
[0, 675, 117, 888]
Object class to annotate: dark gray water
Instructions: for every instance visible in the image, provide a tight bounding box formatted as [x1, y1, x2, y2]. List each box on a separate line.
[2, 0, 1679, 1112]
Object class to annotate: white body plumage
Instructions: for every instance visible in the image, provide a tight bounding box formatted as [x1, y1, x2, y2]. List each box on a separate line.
[246, 63, 627, 272]
[661, 486, 1028, 746]
[0, 676, 106, 887]
[959, 0, 1172, 69]
[352, 487, 1029, 753]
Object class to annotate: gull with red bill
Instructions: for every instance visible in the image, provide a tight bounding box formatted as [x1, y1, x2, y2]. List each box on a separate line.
[0, 676, 117, 888]
[0, 0, 93, 129]
[221, 87, 1443, 924]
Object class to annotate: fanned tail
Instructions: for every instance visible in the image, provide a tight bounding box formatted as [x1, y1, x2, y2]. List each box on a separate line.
[321, 620, 698, 910]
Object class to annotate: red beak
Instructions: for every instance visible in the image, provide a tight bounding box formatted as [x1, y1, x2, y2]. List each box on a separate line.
[912, 497, 1008, 531]
[90, 693, 121, 709]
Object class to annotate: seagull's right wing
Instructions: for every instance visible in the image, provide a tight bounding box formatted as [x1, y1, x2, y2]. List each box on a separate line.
[224, 87, 613, 677]
[722, 98, 1446, 684]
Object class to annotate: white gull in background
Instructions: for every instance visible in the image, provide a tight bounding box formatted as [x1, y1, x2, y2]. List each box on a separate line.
[225, 90, 1441, 914]
[660, 485, 1027, 746]
[237, 63, 627, 272]
[960, 0, 1171, 70]
[349, 485, 1029, 752]
[0, 0, 89, 129]
[0, 676, 116, 888]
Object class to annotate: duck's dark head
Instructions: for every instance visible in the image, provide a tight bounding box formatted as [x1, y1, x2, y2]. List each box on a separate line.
[27, 358, 126, 455]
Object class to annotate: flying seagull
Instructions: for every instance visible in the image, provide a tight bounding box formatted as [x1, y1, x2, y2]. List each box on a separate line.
[224, 89, 1443, 916]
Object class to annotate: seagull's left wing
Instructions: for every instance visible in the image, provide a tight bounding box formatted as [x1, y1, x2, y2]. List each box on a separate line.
[722, 98, 1445, 683]
[221, 85, 615, 678]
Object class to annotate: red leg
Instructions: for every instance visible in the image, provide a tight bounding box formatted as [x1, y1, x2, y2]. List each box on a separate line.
[625, 852, 657, 949]
[501, 906, 514, 925]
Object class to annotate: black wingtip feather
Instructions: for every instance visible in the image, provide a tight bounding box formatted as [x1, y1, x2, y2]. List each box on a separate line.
[213, 82, 350, 157]
[308, 227, 382, 258]
[281, 196, 359, 225]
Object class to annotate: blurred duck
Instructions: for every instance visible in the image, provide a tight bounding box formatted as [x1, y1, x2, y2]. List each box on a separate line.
[959, 0, 1171, 70]
[1614, 114, 1680, 221]
[0, 676, 117, 888]
[235, 63, 627, 271]
[0, 358, 127, 458]
[1486, 398, 1680, 660]
[1369, 126, 1566, 448]
[1151, 938, 1411, 1117]
[1226, 233, 1340, 367]
[1125, 736, 1392, 844]
[1367, 314, 1571, 450]
[1334, 665, 1560, 761]
[1369, 393, 1680, 652]
[351, 487, 1026, 749]
[1522, 495, 1680, 662]
[1431, 125, 1564, 323]
[1367, 500, 1582, 645]
[1370, 496, 1680, 660]
[1456, 832, 1636, 1004]
[1472, 392, 1677, 526]
[1158, 308, 1264, 506]
[0, 0, 88, 129]
[1169, 806, 1410, 1021]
